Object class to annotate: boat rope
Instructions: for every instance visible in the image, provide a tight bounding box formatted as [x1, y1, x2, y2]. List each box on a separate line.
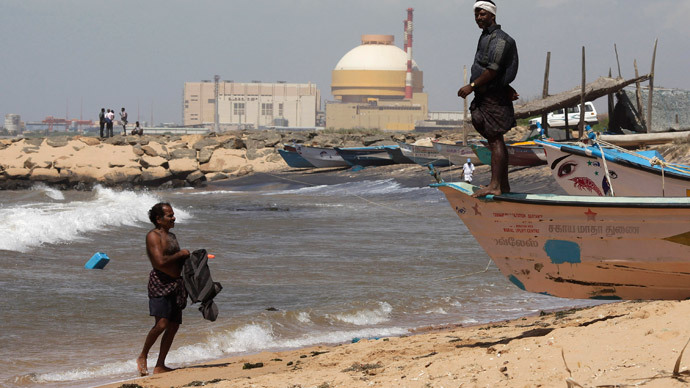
[650, 156, 667, 196]
[594, 141, 616, 197]
[441, 258, 493, 280]
[256, 171, 424, 217]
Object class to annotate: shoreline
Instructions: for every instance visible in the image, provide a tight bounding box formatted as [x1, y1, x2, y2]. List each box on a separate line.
[96, 299, 690, 388]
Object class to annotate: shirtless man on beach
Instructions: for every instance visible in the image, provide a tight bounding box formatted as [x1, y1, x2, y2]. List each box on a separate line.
[137, 202, 190, 376]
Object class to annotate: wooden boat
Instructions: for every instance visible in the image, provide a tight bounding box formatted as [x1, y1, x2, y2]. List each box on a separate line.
[295, 144, 349, 168]
[334, 145, 398, 167]
[278, 145, 314, 168]
[397, 142, 451, 167]
[470, 142, 547, 167]
[434, 181, 690, 300]
[432, 140, 483, 165]
[537, 138, 690, 197]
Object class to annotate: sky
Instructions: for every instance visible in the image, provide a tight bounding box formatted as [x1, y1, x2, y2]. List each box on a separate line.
[1, 0, 689, 125]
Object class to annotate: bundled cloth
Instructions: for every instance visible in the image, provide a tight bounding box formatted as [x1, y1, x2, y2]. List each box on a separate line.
[183, 249, 223, 321]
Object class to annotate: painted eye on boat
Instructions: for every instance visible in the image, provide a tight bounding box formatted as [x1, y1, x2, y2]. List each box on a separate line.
[557, 162, 577, 178]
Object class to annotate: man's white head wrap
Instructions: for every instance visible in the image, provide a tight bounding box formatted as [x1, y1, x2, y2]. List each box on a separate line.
[474, 0, 497, 16]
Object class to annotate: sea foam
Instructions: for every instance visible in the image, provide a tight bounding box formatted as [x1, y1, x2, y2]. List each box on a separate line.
[0, 186, 190, 252]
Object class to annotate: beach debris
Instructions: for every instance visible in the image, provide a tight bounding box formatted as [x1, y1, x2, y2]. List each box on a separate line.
[413, 351, 437, 360]
[84, 252, 110, 269]
[183, 379, 226, 387]
[342, 362, 383, 373]
[118, 384, 144, 388]
[242, 362, 264, 370]
[310, 350, 329, 357]
[265, 307, 279, 311]
[673, 336, 690, 377]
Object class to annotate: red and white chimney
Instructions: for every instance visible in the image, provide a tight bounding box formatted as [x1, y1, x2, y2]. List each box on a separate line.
[404, 8, 414, 100]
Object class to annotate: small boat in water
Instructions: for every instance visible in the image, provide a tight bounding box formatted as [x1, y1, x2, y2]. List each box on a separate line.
[537, 138, 690, 197]
[397, 142, 451, 167]
[295, 144, 349, 168]
[278, 144, 315, 168]
[434, 180, 690, 300]
[470, 142, 546, 167]
[432, 140, 483, 166]
[334, 145, 398, 167]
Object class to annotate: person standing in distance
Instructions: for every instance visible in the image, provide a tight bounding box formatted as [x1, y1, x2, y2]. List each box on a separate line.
[137, 202, 190, 376]
[106, 109, 115, 138]
[463, 158, 475, 183]
[98, 108, 106, 138]
[120, 107, 128, 135]
[457, 0, 519, 197]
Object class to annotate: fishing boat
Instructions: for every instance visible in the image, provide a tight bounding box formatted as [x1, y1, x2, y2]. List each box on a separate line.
[432, 140, 483, 165]
[536, 138, 690, 197]
[434, 180, 690, 300]
[334, 145, 398, 167]
[295, 144, 349, 168]
[397, 142, 451, 167]
[470, 142, 547, 167]
[278, 145, 315, 168]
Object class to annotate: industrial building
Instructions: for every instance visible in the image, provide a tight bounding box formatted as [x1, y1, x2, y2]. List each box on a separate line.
[326, 9, 428, 131]
[4, 114, 22, 134]
[183, 80, 321, 130]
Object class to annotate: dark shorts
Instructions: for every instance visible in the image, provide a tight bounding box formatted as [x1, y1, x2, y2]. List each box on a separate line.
[149, 295, 183, 324]
[470, 87, 516, 140]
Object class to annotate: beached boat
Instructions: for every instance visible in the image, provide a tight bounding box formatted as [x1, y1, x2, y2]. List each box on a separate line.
[434, 181, 690, 300]
[334, 145, 398, 167]
[397, 142, 451, 167]
[278, 145, 315, 168]
[537, 138, 690, 197]
[470, 142, 547, 167]
[432, 140, 483, 165]
[295, 144, 349, 168]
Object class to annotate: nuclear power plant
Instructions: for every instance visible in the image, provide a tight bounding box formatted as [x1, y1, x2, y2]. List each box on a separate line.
[326, 8, 428, 131]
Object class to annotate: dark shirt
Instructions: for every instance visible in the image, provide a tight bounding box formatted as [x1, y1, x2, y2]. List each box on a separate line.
[470, 24, 519, 94]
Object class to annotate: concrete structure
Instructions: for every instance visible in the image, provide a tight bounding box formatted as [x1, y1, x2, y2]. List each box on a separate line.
[327, 26, 428, 131]
[183, 81, 321, 130]
[4, 114, 21, 134]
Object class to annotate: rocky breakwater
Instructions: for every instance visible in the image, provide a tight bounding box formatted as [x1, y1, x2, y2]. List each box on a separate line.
[0, 130, 443, 190]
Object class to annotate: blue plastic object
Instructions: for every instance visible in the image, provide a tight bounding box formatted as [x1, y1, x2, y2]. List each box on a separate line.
[85, 252, 110, 269]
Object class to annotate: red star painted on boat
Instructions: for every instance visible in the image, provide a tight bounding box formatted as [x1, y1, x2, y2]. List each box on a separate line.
[472, 203, 481, 215]
[584, 208, 597, 221]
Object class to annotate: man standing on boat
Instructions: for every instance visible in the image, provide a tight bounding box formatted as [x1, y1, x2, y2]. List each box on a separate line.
[457, 0, 519, 197]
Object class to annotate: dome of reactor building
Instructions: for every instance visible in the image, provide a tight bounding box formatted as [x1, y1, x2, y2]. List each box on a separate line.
[331, 35, 423, 103]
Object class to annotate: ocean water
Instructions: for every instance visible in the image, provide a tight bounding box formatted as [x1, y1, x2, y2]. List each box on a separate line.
[0, 176, 598, 388]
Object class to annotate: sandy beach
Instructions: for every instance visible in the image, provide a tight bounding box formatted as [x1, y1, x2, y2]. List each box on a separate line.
[98, 299, 690, 388]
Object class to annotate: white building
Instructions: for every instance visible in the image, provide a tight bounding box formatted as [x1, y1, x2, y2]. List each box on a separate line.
[4, 114, 21, 134]
[183, 81, 321, 129]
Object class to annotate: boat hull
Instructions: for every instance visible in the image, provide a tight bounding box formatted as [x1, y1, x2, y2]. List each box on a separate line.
[295, 145, 349, 168]
[398, 142, 451, 167]
[278, 146, 314, 168]
[435, 182, 690, 300]
[335, 146, 397, 167]
[471, 143, 547, 167]
[538, 140, 690, 197]
[432, 141, 483, 165]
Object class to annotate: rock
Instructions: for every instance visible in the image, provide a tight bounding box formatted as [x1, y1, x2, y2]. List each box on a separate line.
[139, 155, 168, 168]
[141, 166, 171, 182]
[78, 136, 101, 146]
[132, 146, 145, 156]
[246, 148, 274, 161]
[141, 145, 158, 157]
[204, 172, 227, 182]
[22, 146, 40, 154]
[248, 131, 282, 147]
[53, 156, 72, 169]
[266, 152, 282, 163]
[245, 139, 265, 150]
[68, 166, 104, 183]
[46, 137, 69, 147]
[30, 168, 62, 182]
[192, 138, 220, 151]
[24, 138, 45, 147]
[283, 132, 309, 144]
[103, 137, 127, 146]
[170, 148, 197, 159]
[103, 167, 141, 184]
[200, 148, 246, 173]
[311, 134, 343, 147]
[222, 137, 245, 149]
[198, 148, 214, 164]
[185, 170, 205, 184]
[236, 164, 254, 177]
[168, 158, 199, 174]
[362, 135, 389, 146]
[4, 167, 31, 178]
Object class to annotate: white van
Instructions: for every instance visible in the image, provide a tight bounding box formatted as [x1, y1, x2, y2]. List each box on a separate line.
[529, 101, 598, 128]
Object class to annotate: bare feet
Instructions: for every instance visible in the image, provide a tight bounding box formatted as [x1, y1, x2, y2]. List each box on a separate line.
[136, 356, 148, 376]
[472, 186, 502, 198]
[153, 365, 176, 374]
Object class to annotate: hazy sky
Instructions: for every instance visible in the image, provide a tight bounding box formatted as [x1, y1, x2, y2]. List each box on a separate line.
[2, 0, 689, 124]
